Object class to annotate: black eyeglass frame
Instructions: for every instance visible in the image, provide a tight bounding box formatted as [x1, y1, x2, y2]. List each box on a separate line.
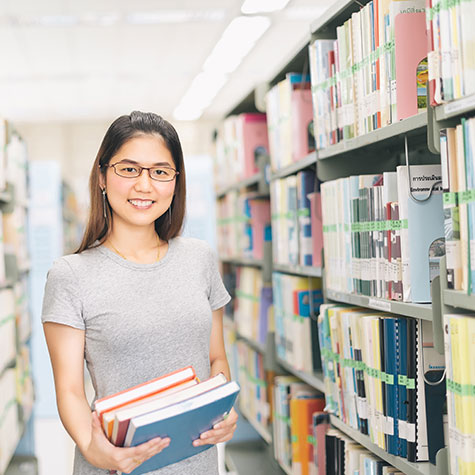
[105, 162, 180, 182]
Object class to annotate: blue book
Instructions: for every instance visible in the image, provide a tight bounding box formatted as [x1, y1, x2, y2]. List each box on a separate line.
[383, 318, 399, 455]
[123, 381, 240, 474]
[397, 318, 408, 458]
[297, 170, 316, 266]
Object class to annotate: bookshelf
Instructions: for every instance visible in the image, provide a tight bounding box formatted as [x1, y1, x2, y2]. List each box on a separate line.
[270, 152, 317, 180]
[272, 263, 322, 278]
[276, 357, 325, 393]
[221, 257, 263, 268]
[329, 416, 442, 475]
[434, 94, 475, 121]
[0, 128, 35, 474]
[317, 111, 427, 160]
[216, 172, 262, 199]
[212, 0, 475, 473]
[238, 404, 272, 444]
[236, 331, 266, 356]
[325, 289, 434, 321]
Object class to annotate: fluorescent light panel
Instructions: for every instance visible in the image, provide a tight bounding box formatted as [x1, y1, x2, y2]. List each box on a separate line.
[241, 0, 290, 14]
[174, 16, 271, 121]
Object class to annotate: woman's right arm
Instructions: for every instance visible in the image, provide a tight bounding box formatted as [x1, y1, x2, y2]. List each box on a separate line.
[43, 322, 170, 474]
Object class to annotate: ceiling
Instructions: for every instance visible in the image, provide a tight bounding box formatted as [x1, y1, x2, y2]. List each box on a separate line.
[0, 0, 334, 123]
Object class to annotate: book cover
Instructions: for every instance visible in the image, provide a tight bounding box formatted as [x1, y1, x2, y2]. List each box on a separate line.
[94, 366, 196, 428]
[396, 164, 443, 302]
[312, 412, 329, 474]
[290, 394, 325, 475]
[123, 381, 240, 474]
[112, 376, 224, 447]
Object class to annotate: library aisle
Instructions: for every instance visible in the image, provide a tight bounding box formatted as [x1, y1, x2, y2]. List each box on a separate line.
[1, 0, 474, 474]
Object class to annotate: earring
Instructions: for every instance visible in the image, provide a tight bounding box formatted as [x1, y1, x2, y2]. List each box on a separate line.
[102, 188, 107, 220]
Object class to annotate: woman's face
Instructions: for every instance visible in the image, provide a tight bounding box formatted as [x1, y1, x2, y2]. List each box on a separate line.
[102, 134, 177, 230]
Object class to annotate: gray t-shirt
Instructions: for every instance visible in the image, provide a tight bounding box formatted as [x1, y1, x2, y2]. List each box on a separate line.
[41, 236, 231, 475]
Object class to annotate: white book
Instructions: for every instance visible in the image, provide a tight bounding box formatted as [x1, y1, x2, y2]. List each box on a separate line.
[396, 164, 442, 302]
[113, 374, 225, 445]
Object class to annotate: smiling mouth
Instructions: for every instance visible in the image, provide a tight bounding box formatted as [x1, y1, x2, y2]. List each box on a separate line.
[128, 199, 155, 208]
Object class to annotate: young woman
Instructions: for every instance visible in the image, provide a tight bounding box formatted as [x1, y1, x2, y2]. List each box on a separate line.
[42, 111, 238, 475]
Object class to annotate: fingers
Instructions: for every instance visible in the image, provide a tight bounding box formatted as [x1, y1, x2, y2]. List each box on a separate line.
[193, 418, 238, 447]
[118, 437, 170, 474]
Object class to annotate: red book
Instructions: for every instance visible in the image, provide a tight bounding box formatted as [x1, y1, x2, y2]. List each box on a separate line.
[95, 366, 196, 432]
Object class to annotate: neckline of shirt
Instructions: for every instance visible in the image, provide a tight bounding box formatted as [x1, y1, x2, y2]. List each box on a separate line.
[96, 237, 176, 270]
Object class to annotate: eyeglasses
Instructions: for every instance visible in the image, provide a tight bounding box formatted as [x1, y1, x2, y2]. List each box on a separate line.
[108, 162, 179, 182]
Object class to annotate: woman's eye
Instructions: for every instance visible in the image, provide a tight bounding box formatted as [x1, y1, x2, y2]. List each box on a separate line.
[123, 167, 138, 173]
[152, 168, 167, 176]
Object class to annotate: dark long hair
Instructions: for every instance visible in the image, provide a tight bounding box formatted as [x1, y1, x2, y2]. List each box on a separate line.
[76, 111, 186, 253]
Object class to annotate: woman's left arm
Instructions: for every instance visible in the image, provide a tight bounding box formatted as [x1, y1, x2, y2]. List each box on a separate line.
[193, 307, 238, 447]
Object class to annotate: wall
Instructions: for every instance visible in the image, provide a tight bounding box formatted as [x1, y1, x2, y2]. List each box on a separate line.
[17, 118, 217, 209]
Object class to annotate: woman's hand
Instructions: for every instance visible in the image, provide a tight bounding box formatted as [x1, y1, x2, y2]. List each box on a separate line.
[192, 407, 238, 447]
[84, 412, 170, 474]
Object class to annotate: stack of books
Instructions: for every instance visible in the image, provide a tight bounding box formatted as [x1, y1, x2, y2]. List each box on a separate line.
[94, 366, 239, 474]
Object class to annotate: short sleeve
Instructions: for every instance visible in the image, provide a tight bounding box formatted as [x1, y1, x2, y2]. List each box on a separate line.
[41, 258, 85, 330]
[207, 247, 231, 311]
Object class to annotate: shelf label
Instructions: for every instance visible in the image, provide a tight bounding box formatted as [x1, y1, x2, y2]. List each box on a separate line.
[444, 94, 475, 116]
[368, 298, 391, 312]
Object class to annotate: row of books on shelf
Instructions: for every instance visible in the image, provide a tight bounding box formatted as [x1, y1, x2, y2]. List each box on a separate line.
[214, 113, 269, 191]
[441, 116, 475, 294]
[265, 73, 315, 172]
[321, 164, 444, 303]
[213, 77, 316, 189]
[427, 0, 475, 104]
[273, 272, 323, 374]
[318, 304, 446, 463]
[0, 284, 32, 373]
[228, 260, 475, 469]
[273, 376, 409, 475]
[216, 190, 271, 261]
[236, 341, 272, 436]
[309, 0, 428, 150]
[271, 169, 323, 268]
[0, 345, 34, 474]
[443, 314, 475, 475]
[0, 120, 28, 206]
[234, 266, 272, 346]
[214, 0, 475, 191]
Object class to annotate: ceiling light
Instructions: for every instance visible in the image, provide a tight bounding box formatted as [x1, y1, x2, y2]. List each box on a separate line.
[126, 9, 225, 25]
[174, 72, 228, 121]
[35, 14, 79, 27]
[203, 16, 271, 74]
[241, 0, 290, 14]
[174, 15, 271, 121]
